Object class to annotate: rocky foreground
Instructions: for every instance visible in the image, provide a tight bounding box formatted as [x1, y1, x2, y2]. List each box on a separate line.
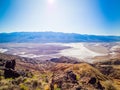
[0, 53, 120, 90]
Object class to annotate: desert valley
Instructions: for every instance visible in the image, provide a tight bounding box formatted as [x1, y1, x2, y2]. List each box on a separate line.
[0, 42, 120, 63]
[1, 0, 120, 89]
[0, 32, 120, 90]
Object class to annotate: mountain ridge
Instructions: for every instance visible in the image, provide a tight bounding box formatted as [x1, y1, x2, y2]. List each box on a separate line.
[0, 32, 120, 43]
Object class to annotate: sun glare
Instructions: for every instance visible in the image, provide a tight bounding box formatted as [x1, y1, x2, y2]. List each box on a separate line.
[48, 0, 54, 4]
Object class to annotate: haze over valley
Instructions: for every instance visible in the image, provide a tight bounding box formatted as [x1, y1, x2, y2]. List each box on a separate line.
[0, 42, 120, 63]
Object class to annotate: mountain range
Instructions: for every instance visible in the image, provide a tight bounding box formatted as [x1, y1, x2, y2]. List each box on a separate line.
[0, 32, 120, 43]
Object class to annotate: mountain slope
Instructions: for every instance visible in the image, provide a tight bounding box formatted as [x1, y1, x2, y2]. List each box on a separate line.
[0, 32, 120, 43]
[0, 53, 120, 90]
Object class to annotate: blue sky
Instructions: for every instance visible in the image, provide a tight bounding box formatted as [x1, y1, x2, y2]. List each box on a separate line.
[0, 0, 120, 35]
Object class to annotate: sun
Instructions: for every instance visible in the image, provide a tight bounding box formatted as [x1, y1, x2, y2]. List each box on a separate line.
[48, 0, 55, 4]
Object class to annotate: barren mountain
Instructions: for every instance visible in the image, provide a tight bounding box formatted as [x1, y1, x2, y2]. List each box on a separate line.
[0, 32, 120, 43]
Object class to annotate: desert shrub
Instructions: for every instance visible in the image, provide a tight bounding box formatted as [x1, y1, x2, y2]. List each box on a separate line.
[55, 88, 61, 90]
[0, 85, 9, 90]
[36, 88, 41, 90]
[44, 85, 50, 90]
[26, 71, 33, 78]
[0, 78, 12, 86]
[105, 81, 116, 90]
[12, 76, 26, 85]
[41, 74, 49, 83]
[0, 70, 4, 75]
[0, 85, 16, 90]
[20, 84, 29, 90]
[76, 75, 80, 80]
[0, 76, 4, 80]
[0, 70, 4, 80]
[54, 84, 61, 90]
[32, 80, 38, 88]
[18, 69, 33, 78]
[106, 84, 116, 90]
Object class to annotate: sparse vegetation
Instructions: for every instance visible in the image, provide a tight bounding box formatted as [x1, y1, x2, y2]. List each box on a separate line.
[0, 47, 120, 90]
[20, 84, 29, 90]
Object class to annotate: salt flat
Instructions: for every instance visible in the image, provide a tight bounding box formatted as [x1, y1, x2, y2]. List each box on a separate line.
[59, 43, 106, 62]
[0, 43, 119, 63]
[0, 48, 8, 53]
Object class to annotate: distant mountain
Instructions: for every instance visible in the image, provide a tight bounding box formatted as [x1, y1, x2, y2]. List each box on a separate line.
[0, 32, 120, 43]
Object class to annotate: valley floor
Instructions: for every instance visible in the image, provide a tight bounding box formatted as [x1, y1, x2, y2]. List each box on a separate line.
[0, 42, 120, 63]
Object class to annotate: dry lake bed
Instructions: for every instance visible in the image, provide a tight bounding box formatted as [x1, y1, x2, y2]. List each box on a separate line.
[0, 42, 120, 63]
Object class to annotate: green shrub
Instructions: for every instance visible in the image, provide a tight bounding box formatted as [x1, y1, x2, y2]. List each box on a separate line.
[20, 84, 29, 90]
[32, 80, 38, 88]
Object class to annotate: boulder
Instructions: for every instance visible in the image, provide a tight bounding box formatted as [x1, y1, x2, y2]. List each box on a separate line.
[88, 77, 104, 90]
[66, 71, 77, 83]
[4, 69, 20, 78]
[4, 59, 20, 78]
[88, 77, 96, 84]
[5, 59, 16, 70]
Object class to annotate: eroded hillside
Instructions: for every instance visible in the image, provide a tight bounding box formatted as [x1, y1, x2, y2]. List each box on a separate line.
[0, 53, 120, 90]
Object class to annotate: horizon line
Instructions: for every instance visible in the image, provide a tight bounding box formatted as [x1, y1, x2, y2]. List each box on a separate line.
[0, 31, 120, 36]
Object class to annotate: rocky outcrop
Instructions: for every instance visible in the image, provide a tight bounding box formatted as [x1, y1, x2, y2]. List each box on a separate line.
[4, 60, 20, 78]
[5, 59, 16, 70]
[50, 56, 80, 64]
[96, 59, 120, 65]
[49, 63, 106, 90]
[88, 77, 104, 90]
[95, 58, 120, 79]
[4, 69, 20, 78]
[50, 71, 79, 90]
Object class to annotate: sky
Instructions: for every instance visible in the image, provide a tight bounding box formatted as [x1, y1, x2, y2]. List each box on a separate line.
[0, 0, 120, 35]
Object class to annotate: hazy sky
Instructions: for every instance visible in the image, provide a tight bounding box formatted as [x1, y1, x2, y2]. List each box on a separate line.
[0, 0, 120, 35]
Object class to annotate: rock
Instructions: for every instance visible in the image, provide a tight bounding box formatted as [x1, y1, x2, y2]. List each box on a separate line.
[4, 59, 20, 78]
[16, 69, 33, 78]
[96, 81, 104, 90]
[98, 66, 114, 76]
[4, 69, 20, 78]
[5, 59, 16, 70]
[88, 77, 96, 84]
[76, 86, 82, 90]
[50, 71, 78, 90]
[88, 77, 104, 90]
[66, 71, 77, 83]
[0, 59, 5, 66]
[50, 56, 79, 64]
[11, 59, 16, 70]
